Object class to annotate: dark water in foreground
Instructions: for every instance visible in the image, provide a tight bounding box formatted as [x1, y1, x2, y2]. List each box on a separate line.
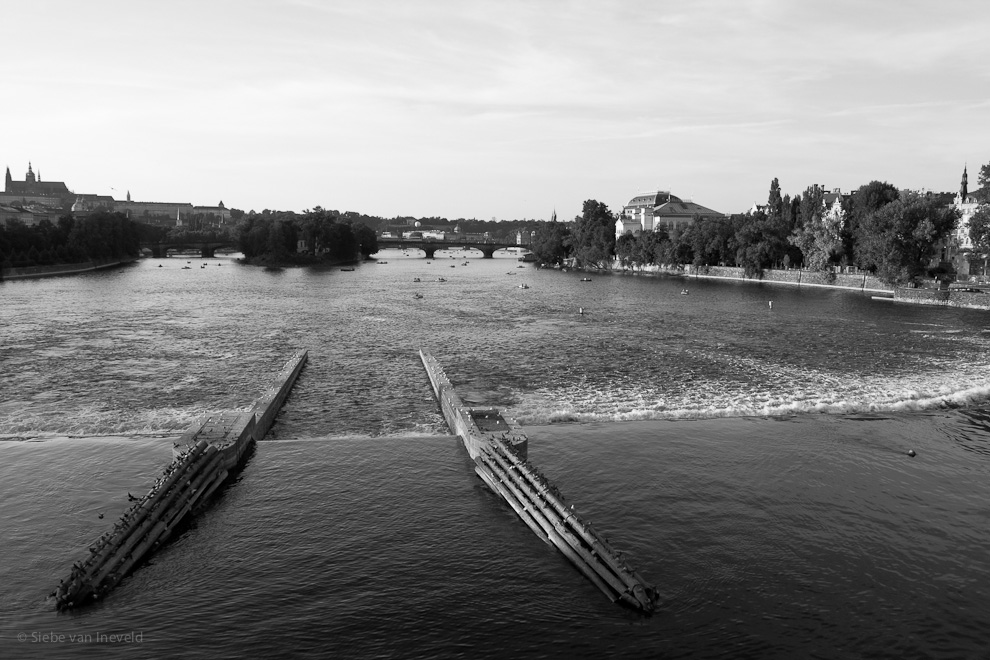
[2, 252, 990, 658]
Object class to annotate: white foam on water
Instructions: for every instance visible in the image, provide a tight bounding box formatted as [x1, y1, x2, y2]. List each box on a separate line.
[511, 376, 990, 424]
[0, 406, 208, 438]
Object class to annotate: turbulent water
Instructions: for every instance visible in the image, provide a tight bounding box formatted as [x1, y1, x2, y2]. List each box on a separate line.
[2, 251, 990, 658]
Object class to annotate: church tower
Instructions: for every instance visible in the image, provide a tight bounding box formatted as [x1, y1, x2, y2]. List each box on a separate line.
[26, 162, 36, 184]
[961, 164, 968, 201]
[4, 167, 11, 192]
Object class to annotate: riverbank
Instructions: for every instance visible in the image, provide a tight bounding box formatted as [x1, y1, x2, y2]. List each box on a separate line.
[610, 262, 894, 294]
[601, 262, 990, 311]
[0, 257, 138, 282]
[879, 285, 990, 310]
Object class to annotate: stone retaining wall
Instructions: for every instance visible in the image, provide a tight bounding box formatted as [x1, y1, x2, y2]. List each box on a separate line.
[1, 258, 136, 281]
[890, 287, 990, 310]
[618, 262, 893, 294]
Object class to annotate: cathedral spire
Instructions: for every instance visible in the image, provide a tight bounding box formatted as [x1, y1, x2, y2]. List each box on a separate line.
[26, 162, 36, 183]
[4, 166, 11, 191]
[961, 164, 968, 200]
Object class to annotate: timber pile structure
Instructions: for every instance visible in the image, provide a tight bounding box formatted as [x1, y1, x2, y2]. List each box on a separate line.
[419, 349, 659, 613]
[53, 351, 308, 611]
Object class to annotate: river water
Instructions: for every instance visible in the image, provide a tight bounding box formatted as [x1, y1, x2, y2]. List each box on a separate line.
[2, 251, 989, 658]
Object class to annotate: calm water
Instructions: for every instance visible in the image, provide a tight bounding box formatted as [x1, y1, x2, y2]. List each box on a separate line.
[2, 251, 990, 658]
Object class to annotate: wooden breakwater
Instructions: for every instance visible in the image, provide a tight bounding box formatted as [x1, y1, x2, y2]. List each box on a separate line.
[52, 350, 308, 611]
[419, 349, 658, 613]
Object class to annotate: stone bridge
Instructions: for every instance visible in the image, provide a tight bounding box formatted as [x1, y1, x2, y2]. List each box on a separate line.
[375, 237, 528, 259]
[142, 241, 238, 258]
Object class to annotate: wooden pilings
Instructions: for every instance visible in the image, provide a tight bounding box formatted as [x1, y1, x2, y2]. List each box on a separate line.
[53, 351, 308, 611]
[419, 349, 658, 613]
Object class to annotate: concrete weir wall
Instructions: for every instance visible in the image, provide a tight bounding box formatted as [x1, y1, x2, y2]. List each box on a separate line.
[419, 349, 658, 613]
[52, 350, 308, 611]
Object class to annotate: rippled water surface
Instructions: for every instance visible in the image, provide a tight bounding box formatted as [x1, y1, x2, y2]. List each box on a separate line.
[2, 253, 990, 658]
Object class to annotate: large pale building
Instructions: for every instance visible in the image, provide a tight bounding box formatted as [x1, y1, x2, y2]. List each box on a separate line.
[616, 190, 723, 238]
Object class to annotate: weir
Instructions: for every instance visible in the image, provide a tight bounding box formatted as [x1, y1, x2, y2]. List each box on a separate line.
[52, 351, 308, 611]
[419, 349, 659, 613]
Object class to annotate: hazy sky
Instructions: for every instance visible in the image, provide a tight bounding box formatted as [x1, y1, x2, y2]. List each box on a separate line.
[3, 0, 988, 220]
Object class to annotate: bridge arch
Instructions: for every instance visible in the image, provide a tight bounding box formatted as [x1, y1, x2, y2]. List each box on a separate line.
[374, 237, 528, 259]
[144, 242, 238, 259]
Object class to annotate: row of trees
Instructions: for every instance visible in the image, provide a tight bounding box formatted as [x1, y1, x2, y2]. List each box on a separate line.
[235, 207, 378, 264]
[529, 167, 990, 284]
[1, 212, 142, 269]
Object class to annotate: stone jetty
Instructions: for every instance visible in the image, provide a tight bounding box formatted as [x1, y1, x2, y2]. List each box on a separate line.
[419, 349, 659, 613]
[53, 351, 307, 611]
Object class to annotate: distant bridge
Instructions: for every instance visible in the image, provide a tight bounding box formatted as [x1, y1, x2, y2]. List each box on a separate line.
[142, 241, 238, 258]
[375, 237, 529, 259]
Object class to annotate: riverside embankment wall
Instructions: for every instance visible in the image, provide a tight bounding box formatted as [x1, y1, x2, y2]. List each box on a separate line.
[608, 262, 990, 310]
[614, 262, 894, 294]
[886, 287, 990, 310]
[0, 258, 137, 281]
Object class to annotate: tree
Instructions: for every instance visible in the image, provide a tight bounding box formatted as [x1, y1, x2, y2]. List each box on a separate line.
[854, 190, 960, 283]
[798, 184, 825, 231]
[968, 204, 990, 275]
[978, 162, 990, 203]
[733, 208, 789, 277]
[571, 200, 615, 269]
[615, 233, 637, 269]
[789, 197, 845, 272]
[354, 224, 378, 259]
[767, 178, 783, 223]
[641, 227, 671, 266]
[529, 219, 572, 266]
[846, 181, 899, 268]
[690, 215, 735, 267]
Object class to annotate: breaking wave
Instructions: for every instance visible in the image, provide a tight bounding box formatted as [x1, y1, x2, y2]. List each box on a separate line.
[510, 381, 990, 425]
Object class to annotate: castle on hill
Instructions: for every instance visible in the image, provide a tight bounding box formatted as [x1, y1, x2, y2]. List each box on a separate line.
[1, 163, 229, 227]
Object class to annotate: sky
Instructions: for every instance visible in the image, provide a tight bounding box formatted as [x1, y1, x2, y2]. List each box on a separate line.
[3, 0, 988, 220]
